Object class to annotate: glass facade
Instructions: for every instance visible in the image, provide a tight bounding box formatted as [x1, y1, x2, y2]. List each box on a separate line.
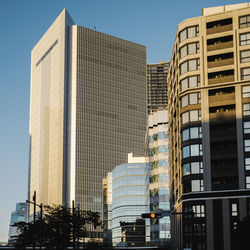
[112, 156, 150, 246]
[8, 203, 28, 244]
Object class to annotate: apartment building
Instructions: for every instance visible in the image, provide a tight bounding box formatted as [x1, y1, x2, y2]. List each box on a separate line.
[168, 3, 250, 250]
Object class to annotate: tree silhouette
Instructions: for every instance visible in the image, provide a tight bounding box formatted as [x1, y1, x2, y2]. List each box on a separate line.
[12, 204, 102, 249]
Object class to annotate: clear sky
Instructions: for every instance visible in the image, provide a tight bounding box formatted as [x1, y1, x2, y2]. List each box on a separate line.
[0, 0, 246, 242]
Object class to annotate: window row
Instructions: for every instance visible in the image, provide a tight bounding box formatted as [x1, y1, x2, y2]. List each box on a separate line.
[179, 42, 199, 59]
[181, 109, 202, 125]
[245, 158, 250, 170]
[183, 204, 205, 218]
[180, 59, 200, 75]
[240, 32, 250, 46]
[148, 132, 168, 142]
[148, 146, 169, 156]
[148, 160, 169, 170]
[246, 176, 250, 189]
[181, 92, 201, 108]
[183, 161, 203, 175]
[182, 126, 202, 142]
[180, 75, 200, 91]
[182, 144, 203, 159]
[179, 26, 199, 43]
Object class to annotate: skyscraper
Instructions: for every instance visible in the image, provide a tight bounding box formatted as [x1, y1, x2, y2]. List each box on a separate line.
[147, 62, 169, 114]
[168, 3, 250, 249]
[28, 9, 146, 238]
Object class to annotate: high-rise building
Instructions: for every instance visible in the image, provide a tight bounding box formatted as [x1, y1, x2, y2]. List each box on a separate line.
[147, 61, 169, 114]
[145, 110, 170, 246]
[168, 3, 250, 249]
[28, 9, 146, 238]
[8, 203, 27, 244]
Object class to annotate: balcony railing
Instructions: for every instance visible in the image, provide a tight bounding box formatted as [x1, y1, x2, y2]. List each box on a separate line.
[206, 24, 233, 35]
[208, 75, 234, 85]
[209, 92, 235, 106]
[209, 110, 236, 121]
[208, 58, 234, 68]
[207, 41, 233, 52]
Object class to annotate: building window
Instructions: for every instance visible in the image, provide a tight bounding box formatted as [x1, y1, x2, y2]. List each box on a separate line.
[158, 160, 169, 167]
[241, 68, 250, 80]
[181, 92, 201, 108]
[239, 15, 250, 28]
[231, 203, 238, 216]
[158, 145, 169, 153]
[241, 50, 250, 63]
[180, 59, 200, 75]
[183, 162, 203, 175]
[181, 109, 201, 125]
[246, 176, 250, 189]
[180, 75, 200, 91]
[245, 158, 250, 170]
[182, 126, 202, 142]
[243, 103, 250, 116]
[192, 204, 205, 217]
[244, 139, 250, 152]
[242, 85, 250, 98]
[191, 179, 204, 192]
[182, 144, 203, 159]
[240, 32, 250, 46]
[179, 26, 199, 43]
[180, 42, 199, 59]
[244, 121, 250, 134]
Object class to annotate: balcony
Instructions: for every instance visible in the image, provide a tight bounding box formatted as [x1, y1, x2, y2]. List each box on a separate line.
[207, 24, 233, 35]
[209, 92, 235, 106]
[208, 75, 234, 85]
[209, 110, 236, 121]
[207, 40, 233, 52]
[208, 58, 234, 68]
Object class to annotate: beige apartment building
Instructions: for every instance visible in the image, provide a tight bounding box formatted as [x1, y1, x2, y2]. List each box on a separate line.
[28, 9, 147, 239]
[168, 3, 250, 250]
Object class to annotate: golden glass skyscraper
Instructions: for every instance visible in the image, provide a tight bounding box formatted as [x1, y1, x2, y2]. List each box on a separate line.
[28, 9, 146, 238]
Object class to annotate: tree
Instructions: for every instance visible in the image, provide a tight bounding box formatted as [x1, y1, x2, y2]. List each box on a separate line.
[12, 204, 102, 249]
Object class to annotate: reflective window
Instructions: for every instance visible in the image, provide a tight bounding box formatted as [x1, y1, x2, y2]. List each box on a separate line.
[239, 15, 250, 28]
[244, 121, 250, 134]
[244, 139, 250, 152]
[179, 26, 199, 43]
[180, 75, 200, 91]
[182, 144, 203, 158]
[243, 103, 250, 116]
[181, 92, 201, 108]
[180, 59, 200, 75]
[241, 50, 250, 63]
[245, 158, 250, 170]
[181, 110, 201, 125]
[242, 85, 250, 98]
[191, 179, 204, 192]
[246, 176, 250, 189]
[240, 32, 250, 46]
[241, 68, 250, 80]
[180, 42, 199, 59]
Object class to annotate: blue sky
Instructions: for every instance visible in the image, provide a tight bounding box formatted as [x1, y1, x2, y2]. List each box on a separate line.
[0, 0, 246, 242]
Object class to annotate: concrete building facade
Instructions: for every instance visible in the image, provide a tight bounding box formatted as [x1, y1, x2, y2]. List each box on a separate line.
[28, 9, 147, 239]
[168, 3, 250, 250]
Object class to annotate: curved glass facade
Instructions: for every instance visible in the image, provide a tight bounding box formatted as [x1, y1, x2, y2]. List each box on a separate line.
[112, 160, 150, 246]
